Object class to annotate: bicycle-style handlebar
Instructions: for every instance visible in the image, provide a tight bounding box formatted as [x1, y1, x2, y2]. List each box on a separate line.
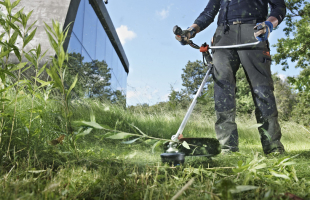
[173, 25, 260, 51]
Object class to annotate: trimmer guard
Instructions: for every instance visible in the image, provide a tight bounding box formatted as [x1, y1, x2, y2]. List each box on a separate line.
[164, 138, 221, 157]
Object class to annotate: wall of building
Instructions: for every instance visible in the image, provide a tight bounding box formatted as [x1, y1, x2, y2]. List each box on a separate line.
[11, 0, 72, 61]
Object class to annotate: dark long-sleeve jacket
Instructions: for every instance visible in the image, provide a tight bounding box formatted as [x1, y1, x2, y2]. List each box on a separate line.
[194, 0, 286, 31]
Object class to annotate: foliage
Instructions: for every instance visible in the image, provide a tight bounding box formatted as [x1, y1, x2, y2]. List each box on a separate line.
[291, 92, 310, 125]
[67, 53, 112, 99]
[0, 0, 38, 157]
[168, 86, 191, 110]
[273, 74, 296, 121]
[168, 60, 214, 113]
[181, 60, 211, 95]
[44, 20, 78, 136]
[288, 68, 310, 125]
[272, 0, 310, 124]
[287, 67, 310, 93]
[110, 89, 127, 108]
[273, 0, 310, 70]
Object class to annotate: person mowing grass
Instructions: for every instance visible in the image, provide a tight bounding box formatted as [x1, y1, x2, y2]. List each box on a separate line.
[175, 0, 286, 155]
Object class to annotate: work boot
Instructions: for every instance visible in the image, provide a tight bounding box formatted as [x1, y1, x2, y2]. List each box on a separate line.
[215, 108, 239, 152]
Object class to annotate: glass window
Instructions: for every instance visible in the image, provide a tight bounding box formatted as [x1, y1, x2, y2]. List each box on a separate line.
[116, 59, 122, 90]
[72, 0, 85, 42]
[67, 33, 82, 55]
[67, 0, 128, 100]
[82, 0, 97, 59]
[112, 54, 119, 84]
[95, 20, 107, 61]
[81, 46, 92, 63]
[122, 70, 128, 95]
[110, 73, 117, 92]
[105, 38, 113, 71]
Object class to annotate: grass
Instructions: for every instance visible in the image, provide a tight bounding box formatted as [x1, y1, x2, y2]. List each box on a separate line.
[1, 96, 310, 200]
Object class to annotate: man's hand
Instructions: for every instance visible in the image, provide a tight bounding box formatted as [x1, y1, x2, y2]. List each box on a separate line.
[175, 27, 196, 45]
[253, 21, 273, 41]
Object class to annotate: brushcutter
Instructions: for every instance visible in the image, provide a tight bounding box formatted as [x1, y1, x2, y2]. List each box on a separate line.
[160, 25, 260, 165]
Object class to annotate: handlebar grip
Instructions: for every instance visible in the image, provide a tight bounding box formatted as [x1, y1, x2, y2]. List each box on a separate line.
[173, 25, 183, 36]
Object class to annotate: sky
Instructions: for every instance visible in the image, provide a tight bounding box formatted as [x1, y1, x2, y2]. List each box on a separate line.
[105, 0, 301, 106]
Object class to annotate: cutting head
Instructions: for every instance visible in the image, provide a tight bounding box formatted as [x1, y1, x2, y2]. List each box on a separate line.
[163, 137, 221, 157]
[160, 152, 185, 165]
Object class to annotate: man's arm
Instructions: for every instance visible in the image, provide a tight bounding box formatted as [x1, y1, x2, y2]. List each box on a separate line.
[192, 0, 221, 34]
[266, 16, 279, 28]
[253, 0, 286, 41]
[189, 24, 201, 33]
[268, 0, 287, 27]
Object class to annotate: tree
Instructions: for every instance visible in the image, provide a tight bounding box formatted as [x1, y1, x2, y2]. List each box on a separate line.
[291, 92, 310, 125]
[181, 60, 211, 95]
[273, 0, 310, 70]
[67, 53, 127, 105]
[168, 86, 191, 110]
[272, 1, 310, 124]
[84, 59, 112, 99]
[67, 53, 112, 100]
[273, 74, 296, 121]
[287, 68, 310, 93]
[167, 60, 214, 112]
[287, 68, 310, 125]
[66, 52, 85, 97]
[110, 90, 126, 108]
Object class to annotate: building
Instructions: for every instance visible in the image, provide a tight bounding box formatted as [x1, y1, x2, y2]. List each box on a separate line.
[12, 0, 129, 99]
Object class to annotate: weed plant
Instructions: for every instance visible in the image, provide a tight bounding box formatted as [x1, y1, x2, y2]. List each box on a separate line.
[0, 0, 310, 199]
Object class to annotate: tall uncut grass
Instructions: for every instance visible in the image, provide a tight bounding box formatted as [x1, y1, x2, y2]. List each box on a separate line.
[1, 97, 310, 199]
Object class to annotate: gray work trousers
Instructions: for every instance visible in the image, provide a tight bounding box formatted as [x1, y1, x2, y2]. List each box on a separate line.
[211, 23, 285, 154]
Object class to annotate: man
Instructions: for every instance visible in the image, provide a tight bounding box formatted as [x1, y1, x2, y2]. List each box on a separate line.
[176, 0, 286, 154]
